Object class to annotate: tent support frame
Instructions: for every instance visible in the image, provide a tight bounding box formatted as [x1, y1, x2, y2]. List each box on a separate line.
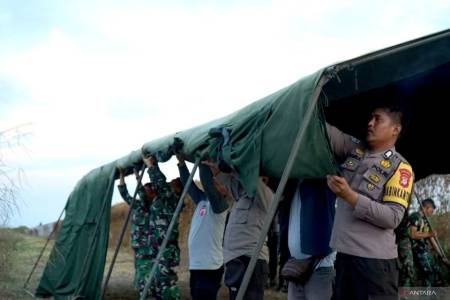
[140, 157, 201, 300]
[236, 75, 330, 300]
[100, 164, 147, 300]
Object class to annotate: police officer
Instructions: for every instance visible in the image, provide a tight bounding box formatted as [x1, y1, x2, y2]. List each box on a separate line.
[117, 169, 155, 296]
[326, 105, 414, 300]
[409, 198, 441, 287]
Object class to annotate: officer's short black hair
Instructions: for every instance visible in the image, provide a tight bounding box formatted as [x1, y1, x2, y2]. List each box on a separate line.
[378, 105, 403, 126]
[421, 198, 436, 209]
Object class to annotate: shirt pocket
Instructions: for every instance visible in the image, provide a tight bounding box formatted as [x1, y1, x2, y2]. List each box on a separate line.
[358, 170, 384, 200]
[232, 197, 252, 224]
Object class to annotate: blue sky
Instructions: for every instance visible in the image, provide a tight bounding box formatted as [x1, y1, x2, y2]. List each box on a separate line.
[1, 0, 449, 227]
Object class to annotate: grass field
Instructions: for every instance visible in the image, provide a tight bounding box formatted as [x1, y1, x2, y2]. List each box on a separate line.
[0, 229, 287, 300]
[0, 230, 52, 300]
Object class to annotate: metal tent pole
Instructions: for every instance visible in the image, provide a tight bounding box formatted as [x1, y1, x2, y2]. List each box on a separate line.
[140, 157, 201, 300]
[236, 76, 329, 300]
[23, 206, 66, 292]
[100, 164, 147, 300]
[72, 168, 117, 299]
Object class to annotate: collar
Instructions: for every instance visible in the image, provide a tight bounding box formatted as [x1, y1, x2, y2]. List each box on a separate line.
[367, 146, 396, 158]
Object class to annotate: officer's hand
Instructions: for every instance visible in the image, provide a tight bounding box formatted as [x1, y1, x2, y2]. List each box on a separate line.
[429, 231, 437, 238]
[213, 179, 229, 197]
[118, 169, 125, 185]
[133, 168, 139, 180]
[142, 155, 155, 167]
[176, 154, 185, 165]
[327, 175, 359, 207]
[202, 160, 220, 176]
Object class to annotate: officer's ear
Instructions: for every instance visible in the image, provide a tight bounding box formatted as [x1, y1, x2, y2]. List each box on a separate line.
[393, 123, 402, 137]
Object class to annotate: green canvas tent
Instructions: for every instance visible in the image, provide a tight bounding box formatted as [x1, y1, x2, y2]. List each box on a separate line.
[33, 29, 450, 299]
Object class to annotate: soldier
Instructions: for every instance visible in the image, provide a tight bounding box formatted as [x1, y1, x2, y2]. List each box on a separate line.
[142, 155, 183, 300]
[396, 211, 415, 287]
[409, 198, 441, 287]
[326, 105, 414, 300]
[117, 169, 156, 296]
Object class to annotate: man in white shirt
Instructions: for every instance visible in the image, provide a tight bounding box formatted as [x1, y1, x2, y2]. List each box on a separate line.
[177, 156, 229, 300]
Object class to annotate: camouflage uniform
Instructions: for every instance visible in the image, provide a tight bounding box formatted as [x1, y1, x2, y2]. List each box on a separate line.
[144, 164, 180, 300]
[117, 184, 151, 293]
[396, 214, 415, 287]
[409, 212, 441, 287]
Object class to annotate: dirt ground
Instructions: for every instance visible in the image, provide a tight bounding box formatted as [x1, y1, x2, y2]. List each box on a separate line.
[102, 247, 287, 300]
[102, 244, 289, 298]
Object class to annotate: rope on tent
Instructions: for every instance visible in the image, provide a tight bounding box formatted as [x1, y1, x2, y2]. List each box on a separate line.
[22, 206, 65, 296]
[236, 75, 330, 300]
[140, 156, 201, 300]
[72, 168, 117, 300]
[101, 164, 147, 300]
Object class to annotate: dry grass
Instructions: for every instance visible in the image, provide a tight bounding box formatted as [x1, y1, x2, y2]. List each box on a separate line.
[0, 229, 53, 300]
[0, 198, 288, 299]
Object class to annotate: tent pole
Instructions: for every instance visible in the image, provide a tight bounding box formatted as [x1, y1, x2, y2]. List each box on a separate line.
[140, 157, 201, 300]
[236, 76, 329, 300]
[100, 164, 147, 300]
[23, 206, 65, 290]
[23, 288, 38, 298]
[72, 168, 117, 299]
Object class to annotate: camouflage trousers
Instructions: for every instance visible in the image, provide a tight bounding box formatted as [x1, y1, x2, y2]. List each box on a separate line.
[137, 243, 180, 300]
[398, 238, 415, 287]
[413, 248, 441, 287]
[134, 248, 152, 295]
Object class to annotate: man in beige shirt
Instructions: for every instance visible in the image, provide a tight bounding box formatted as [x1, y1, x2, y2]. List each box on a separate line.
[326, 105, 414, 300]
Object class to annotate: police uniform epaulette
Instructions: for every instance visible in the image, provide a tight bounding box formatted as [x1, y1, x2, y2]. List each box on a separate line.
[351, 136, 361, 144]
[393, 152, 411, 168]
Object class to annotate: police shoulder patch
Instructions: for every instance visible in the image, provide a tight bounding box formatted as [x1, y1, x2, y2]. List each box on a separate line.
[383, 162, 414, 208]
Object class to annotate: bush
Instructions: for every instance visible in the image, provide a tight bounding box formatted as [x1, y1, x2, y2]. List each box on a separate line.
[12, 226, 29, 234]
[0, 229, 23, 279]
[430, 212, 450, 285]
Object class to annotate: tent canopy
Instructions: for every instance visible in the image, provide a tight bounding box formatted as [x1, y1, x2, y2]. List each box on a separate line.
[36, 29, 450, 299]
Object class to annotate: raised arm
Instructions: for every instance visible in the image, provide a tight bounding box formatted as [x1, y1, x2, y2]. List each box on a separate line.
[117, 169, 134, 205]
[199, 162, 229, 213]
[326, 123, 359, 159]
[176, 155, 204, 204]
[143, 155, 173, 198]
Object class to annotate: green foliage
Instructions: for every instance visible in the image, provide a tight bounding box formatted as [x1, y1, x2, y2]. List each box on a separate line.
[12, 226, 29, 234]
[429, 212, 450, 285]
